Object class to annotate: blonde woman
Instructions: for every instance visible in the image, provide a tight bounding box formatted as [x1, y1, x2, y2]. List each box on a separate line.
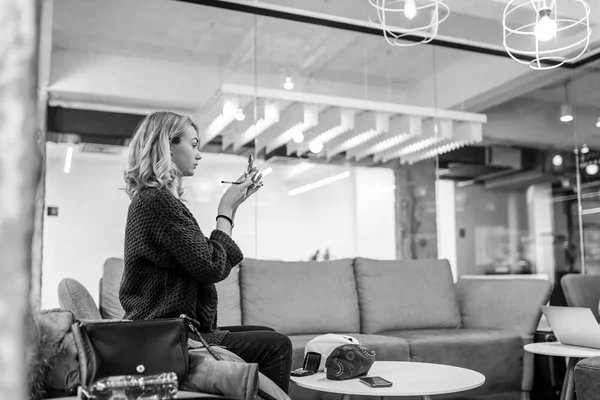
[120, 111, 292, 393]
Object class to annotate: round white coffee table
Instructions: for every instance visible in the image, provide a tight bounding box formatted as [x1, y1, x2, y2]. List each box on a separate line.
[291, 361, 485, 400]
[525, 342, 600, 400]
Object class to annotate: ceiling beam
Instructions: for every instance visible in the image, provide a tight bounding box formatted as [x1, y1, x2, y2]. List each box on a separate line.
[173, 0, 579, 66]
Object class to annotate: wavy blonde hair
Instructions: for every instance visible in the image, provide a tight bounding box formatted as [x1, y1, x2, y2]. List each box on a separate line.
[124, 111, 199, 200]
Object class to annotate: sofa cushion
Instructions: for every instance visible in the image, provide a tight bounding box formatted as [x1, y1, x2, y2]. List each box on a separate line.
[100, 258, 125, 319]
[354, 258, 461, 333]
[289, 334, 411, 370]
[383, 328, 523, 395]
[240, 258, 360, 335]
[216, 265, 242, 326]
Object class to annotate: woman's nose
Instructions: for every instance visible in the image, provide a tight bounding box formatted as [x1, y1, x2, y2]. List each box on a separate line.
[195, 152, 202, 160]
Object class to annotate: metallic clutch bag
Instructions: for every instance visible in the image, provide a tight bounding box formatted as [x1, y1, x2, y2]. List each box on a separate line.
[79, 372, 178, 400]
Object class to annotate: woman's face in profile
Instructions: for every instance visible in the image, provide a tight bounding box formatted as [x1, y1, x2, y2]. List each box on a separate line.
[172, 126, 201, 176]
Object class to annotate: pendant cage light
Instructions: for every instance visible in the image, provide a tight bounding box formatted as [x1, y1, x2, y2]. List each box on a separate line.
[502, 0, 591, 70]
[368, 0, 450, 46]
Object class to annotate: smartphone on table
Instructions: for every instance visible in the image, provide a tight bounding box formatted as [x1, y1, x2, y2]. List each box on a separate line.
[291, 352, 321, 377]
[359, 376, 393, 388]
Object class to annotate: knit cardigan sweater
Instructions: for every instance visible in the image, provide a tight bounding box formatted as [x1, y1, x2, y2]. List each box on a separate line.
[120, 187, 243, 345]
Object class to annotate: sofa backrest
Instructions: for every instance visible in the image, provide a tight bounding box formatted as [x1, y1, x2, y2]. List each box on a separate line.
[354, 257, 461, 333]
[100, 257, 243, 326]
[216, 265, 242, 326]
[101, 258, 126, 319]
[239, 258, 360, 335]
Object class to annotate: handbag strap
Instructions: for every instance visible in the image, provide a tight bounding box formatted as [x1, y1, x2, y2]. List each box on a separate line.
[180, 314, 223, 361]
[180, 315, 280, 400]
[70, 321, 97, 389]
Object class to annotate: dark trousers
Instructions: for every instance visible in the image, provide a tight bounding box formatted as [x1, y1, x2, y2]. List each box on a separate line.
[219, 325, 293, 393]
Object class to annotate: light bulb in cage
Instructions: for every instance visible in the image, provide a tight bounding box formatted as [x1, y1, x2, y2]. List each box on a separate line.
[368, 0, 450, 47]
[534, 9, 557, 42]
[502, 0, 591, 70]
[404, 0, 417, 20]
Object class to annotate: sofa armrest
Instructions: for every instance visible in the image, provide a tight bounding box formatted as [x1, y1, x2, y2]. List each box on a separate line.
[561, 274, 600, 320]
[575, 357, 600, 400]
[58, 278, 103, 320]
[456, 278, 552, 336]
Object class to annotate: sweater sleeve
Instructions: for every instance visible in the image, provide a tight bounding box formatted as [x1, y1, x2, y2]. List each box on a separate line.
[151, 190, 244, 284]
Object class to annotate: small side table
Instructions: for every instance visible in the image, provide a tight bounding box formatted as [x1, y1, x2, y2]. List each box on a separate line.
[525, 342, 600, 400]
[291, 361, 485, 400]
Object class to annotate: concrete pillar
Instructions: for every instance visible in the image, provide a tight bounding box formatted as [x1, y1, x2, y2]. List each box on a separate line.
[394, 160, 438, 260]
[0, 0, 41, 398]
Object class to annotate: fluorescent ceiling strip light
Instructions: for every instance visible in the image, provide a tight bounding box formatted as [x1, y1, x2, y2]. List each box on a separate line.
[327, 112, 389, 159]
[289, 171, 351, 196]
[203, 95, 239, 145]
[288, 108, 355, 156]
[64, 146, 73, 174]
[401, 122, 483, 164]
[402, 140, 469, 164]
[275, 123, 308, 152]
[351, 133, 415, 161]
[266, 104, 318, 153]
[380, 137, 440, 162]
[233, 115, 277, 151]
[221, 101, 256, 150]
[232, 101, 280, 151]
[314, 125, 349, 144]
[313, 109, 355, 144]
[370, 135, 409, 153]
[376, 119, 453, 163]
[582, 207, 600, 216]
[339, 129, 381, 152]
[364, 116, 422, 162]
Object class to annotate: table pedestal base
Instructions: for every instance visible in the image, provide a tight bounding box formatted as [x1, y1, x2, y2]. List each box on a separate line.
[560, 357, 579, 400]
[340, 395, 432, 400]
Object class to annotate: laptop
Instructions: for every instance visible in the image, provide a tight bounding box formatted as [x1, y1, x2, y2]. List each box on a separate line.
[541, 305, 600, 349]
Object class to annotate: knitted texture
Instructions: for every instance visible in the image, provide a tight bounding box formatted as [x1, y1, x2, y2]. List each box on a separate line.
[120, 187, 243, 345]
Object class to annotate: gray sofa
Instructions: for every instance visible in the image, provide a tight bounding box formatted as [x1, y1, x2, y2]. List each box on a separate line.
[59, 257, 552, 400]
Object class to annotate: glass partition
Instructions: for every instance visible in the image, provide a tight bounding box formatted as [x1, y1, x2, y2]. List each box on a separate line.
[40, 0, 595, 309]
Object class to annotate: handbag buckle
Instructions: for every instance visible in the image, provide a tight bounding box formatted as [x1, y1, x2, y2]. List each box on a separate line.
[136, 364, 145, 373]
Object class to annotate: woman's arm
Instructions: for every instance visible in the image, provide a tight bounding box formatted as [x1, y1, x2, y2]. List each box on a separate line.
[216, 217, 232, 236]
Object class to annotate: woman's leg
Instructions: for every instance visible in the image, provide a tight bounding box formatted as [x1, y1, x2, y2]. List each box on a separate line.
[220, 330, 293, 393]
[220, 325, 275, 332]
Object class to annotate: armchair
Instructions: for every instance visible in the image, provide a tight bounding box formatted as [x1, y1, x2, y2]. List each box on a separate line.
[561, 274, 600, 400]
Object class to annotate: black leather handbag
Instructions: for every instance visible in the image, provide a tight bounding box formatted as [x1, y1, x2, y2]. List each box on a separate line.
[72, 317, 191, 388]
